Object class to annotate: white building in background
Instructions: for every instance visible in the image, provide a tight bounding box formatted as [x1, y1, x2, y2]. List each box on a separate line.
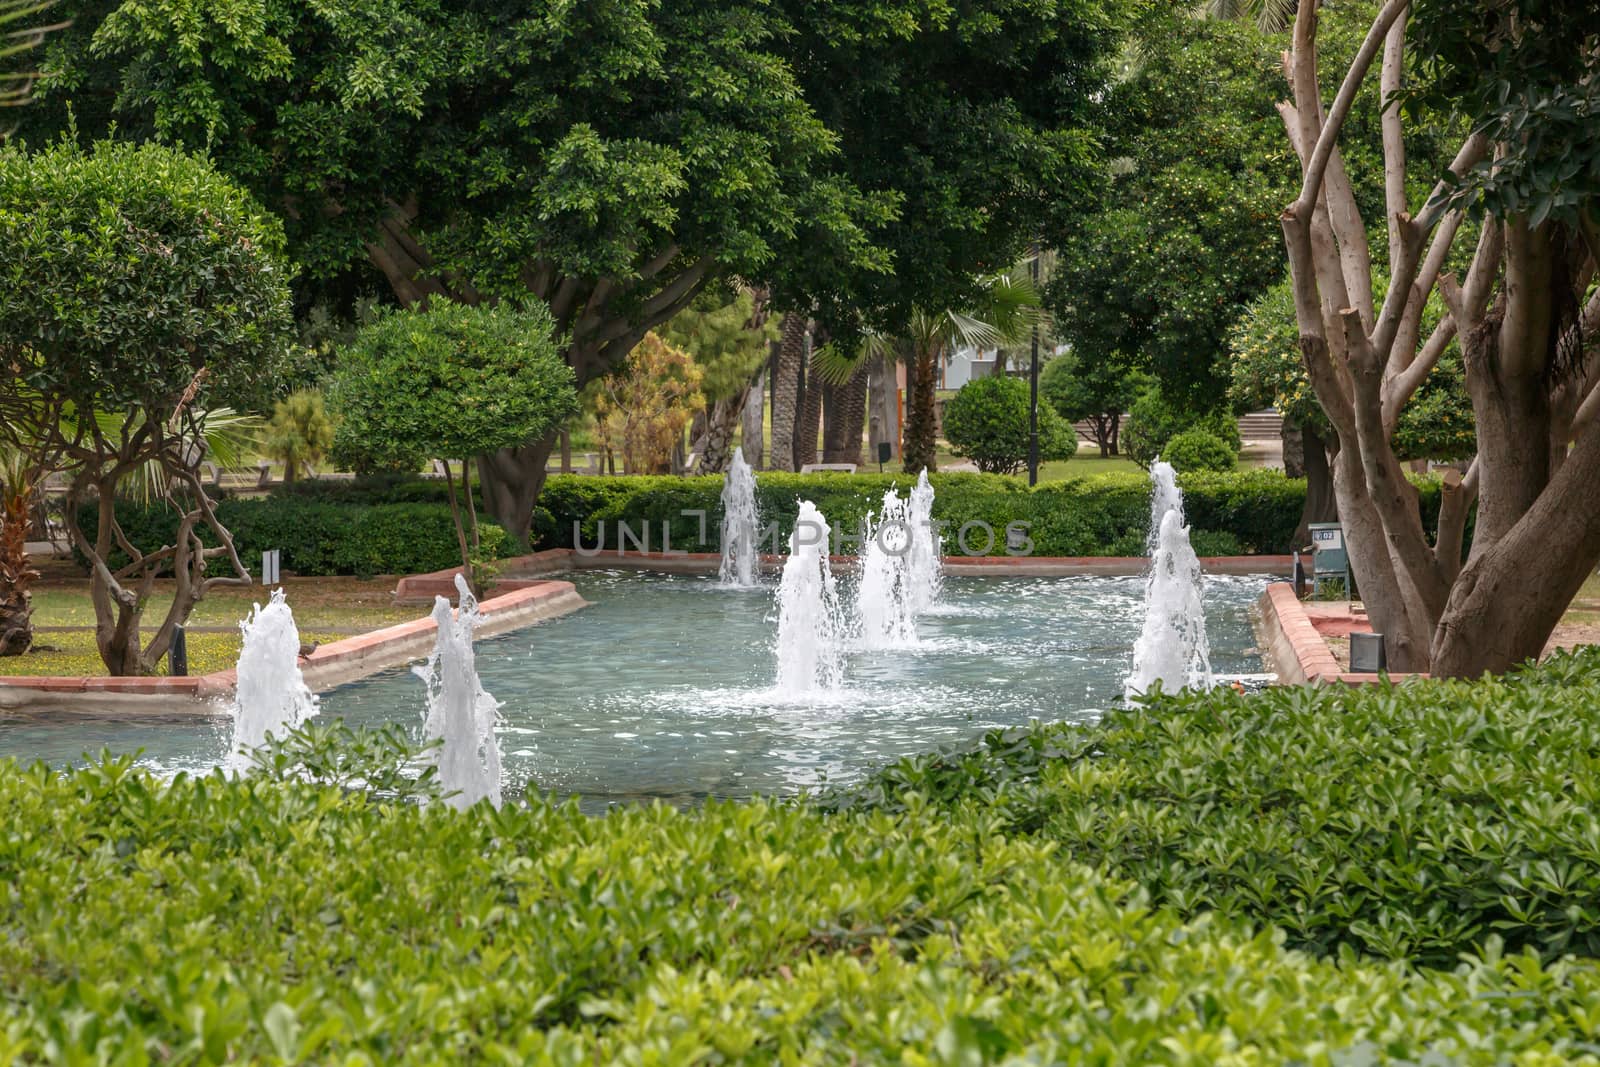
[940, 345, 999, 389]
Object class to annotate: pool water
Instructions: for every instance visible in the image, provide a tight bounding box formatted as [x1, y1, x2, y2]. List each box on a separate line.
[0, 571, 1268, 807]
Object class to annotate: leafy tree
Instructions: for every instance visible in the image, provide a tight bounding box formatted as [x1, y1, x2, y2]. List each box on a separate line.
[0, 139, 293, 675]
[1276, 0, 1600, 675]
[943, 374, 1075, 476]
[0, 0, 62, 125]
[22, 0, 1120, 543]
[1162, 429, 1238, 473]
[658, 287, 778, 473]
[329, 302, 575, 592]
[594, 333, 705, 476]
[1121, 389, 1240, 470]
[263, 391, 336, 485]
[1039, 349, 1150, 457]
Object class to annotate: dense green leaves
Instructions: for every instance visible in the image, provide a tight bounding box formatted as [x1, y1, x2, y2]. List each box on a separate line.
[941, 374, 1075, 476]
[329, 301, 576, 472]
[837, 646, 1600, 967]
[10, 657, 1600, 1058]
[0, 137, 292, 413]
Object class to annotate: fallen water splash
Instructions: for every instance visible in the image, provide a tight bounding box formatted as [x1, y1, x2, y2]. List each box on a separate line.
[1125, 463, 1212, 700]
[227, 588, 317, 769]
[773, 500, 846, 694]
[414, 574, 503, 809]
[719, 446, 761, 588]
[856, 488, 918, 649]
[906, 468, 942, 613]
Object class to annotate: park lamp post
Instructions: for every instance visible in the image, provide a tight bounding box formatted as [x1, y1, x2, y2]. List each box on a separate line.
[1027, 244, 1040, 487]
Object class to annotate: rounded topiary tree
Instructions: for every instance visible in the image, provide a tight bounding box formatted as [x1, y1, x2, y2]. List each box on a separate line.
[330, 301, 577, 588]
[1121, 389, 1241, 470]
[0, 139, 294, 675]
[1162, 430, 1237, 473]
[942, 374, 1074, 476]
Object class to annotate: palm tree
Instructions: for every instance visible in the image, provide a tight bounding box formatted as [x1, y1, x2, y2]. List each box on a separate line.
[1195, 0, 1295, 33]
[897, 268, 1042, 474]
[2, 0, 66, 131]
[768, 313, 808, 472]
[0, 447, 41, 656]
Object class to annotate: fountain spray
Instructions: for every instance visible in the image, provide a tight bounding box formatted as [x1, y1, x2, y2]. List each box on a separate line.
[415, 573, 503, 809]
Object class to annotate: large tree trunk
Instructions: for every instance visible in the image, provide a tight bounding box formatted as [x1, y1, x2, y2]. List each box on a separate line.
[822, 362, 869, 466]
[742, 368, 766, 469]
[902, 341, 939, 474]
[0, 479, 35, 657]
[697, 391, 745, 474]
[476, 436, 557, 548]
[1292, 423, 1338, 548]
[768, 315, 806, 472]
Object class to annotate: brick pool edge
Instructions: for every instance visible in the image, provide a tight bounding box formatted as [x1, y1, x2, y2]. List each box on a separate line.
[0, 580, 587, 719]
[1252, 582, 1427, 686]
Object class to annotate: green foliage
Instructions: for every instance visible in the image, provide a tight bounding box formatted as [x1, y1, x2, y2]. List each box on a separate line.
[1161, 429, 1237, 473]
[941, 375, 1074, 476]
[0, 137, 292, 414]
[12, 664, 1600, 1058]
[76, 497, 511, 579]
[242, 721, 444, 804]
[263, 390, 335, 479]
[833, 646, 1600, 969]
[1038, 348, 1149, 423]
[656, 288, 777, 402]
[330, 301, 576, 470]
[1228, 277, 1477, 461]
[1121, 388, 1241, 469]
[536, 469, 1322, 557]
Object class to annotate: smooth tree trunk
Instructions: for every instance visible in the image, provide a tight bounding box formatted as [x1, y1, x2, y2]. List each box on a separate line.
[868, 354, 899, 465]
[476, 437, 557, 548]
[902, 341, 939, 475]
[1293, 424, 1338, 549]
[768, 315, 806, 472]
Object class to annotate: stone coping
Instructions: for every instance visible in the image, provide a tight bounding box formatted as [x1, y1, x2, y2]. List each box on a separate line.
[1253, 582, 1426, 686]
[0, 580, 587, 719]
[458, 547, 1295, 582]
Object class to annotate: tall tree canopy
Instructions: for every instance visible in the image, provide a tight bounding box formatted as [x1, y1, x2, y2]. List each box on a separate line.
[22, 0, 1121, 542]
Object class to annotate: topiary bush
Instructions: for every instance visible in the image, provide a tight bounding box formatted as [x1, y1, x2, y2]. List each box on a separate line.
[1161, 428, 1238, 472]
[941, 374, 1075, 475]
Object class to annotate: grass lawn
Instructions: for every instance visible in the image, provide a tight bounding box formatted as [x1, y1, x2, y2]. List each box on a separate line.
[0, 628, 348, 678]
[7, 577, 424, 678]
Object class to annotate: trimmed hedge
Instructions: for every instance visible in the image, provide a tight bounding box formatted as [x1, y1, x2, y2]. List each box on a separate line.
[75, 497, 509, 579]
[830, 645, 1600, 969]
[7, 667, 1600, 1059]
[537, 469, 1451, 557]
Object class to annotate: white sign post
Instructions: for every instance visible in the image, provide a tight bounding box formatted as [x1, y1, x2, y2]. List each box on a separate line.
[261, 549, 281, 586]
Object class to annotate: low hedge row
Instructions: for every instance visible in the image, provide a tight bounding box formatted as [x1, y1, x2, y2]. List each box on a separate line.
[4, 740, 1600, 1061]
[829, 645, 1600, 969]
[536, 469, 1454, 557]
[75, 497, 509, 579]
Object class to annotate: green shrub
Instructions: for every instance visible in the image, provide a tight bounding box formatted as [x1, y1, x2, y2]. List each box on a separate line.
[941, 374, 1075, 474]
[1161, 428, 1238, 472]
[6, 705, 1600, 1060]
[832, 645, 1600, 968]
[75, 497, 512, 578]
[539, 469, 1308, 556]
[1122, 388, 1241, 468]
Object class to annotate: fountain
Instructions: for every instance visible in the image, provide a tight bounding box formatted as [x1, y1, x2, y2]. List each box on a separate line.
[719, 446, 761, 588]
[227, 588, 317, 768]
[1125, 462, 1213, 699]
[856, 488, 918, 648]
[773, 500, 846, 693]
[414, 574, 503, 809]
[905, 469, 942, 613]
